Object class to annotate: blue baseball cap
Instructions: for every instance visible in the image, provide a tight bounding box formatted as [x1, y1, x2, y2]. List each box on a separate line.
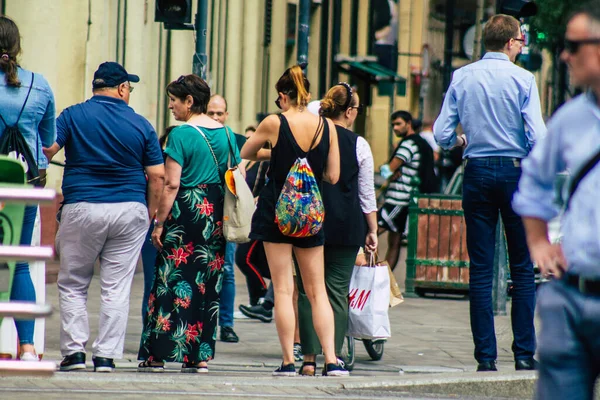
[92, 62, 140, 89]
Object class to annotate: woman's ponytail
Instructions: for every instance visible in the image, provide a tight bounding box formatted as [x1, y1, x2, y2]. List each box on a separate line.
[288, 65, 309, 107]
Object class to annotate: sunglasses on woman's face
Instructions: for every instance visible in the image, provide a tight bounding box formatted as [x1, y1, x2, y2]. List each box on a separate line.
[350, 104, 364, 115]
[275, 95, 282, 110]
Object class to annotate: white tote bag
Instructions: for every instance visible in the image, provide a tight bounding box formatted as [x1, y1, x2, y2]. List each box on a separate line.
[346, 255, 391, 339]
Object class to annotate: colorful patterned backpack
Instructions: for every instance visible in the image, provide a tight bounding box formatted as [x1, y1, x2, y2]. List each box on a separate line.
[275, 117, 325, 237]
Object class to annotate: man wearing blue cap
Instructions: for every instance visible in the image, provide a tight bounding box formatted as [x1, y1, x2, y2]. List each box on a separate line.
[44, 62, 165, 373]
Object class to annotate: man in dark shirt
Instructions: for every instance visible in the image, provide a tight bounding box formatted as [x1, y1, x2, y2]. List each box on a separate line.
[44, 62, 165, 373]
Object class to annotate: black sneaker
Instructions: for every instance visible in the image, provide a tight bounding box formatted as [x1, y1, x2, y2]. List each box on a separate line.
[239, 303, 273, 323]
[272, 362, 296, 377]
[59, 352, 86, 371]
[322, 360, 349, 377]
[93, 356, 115, 373]
[220, 326, 239, 343]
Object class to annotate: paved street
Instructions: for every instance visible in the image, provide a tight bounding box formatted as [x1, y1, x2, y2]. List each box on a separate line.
[0, 261, 540, 399]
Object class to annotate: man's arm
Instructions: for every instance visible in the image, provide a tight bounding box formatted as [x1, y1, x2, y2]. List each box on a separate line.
[145, 164, 165, 221]
[433, 81, 460, 149]
[43, 111, 69, 161]
[513, 118, 566, 276]
[521, 76, 547, 149]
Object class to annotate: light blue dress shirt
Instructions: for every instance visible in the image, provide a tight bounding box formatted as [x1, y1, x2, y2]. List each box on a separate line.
[0, 67, 56, 169]
[433, 52, 546, 158]
[513, 91, 600, 277]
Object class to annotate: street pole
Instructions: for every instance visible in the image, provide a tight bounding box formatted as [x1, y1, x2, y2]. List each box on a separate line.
[193, 0, 209, 79]
[297, 0, 311, 68]
[442, 0, 455, 93]
[472, 0, 485, 62]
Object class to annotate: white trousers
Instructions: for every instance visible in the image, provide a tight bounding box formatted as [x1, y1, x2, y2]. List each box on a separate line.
[56, 202, 148, 359]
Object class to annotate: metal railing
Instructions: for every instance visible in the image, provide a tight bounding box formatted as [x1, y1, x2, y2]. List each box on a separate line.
[0, 185, 57, 375]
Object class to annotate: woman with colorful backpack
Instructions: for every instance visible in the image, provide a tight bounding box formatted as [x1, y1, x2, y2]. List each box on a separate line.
[241, 65, 347, 376]
[296, 83, 378, 376]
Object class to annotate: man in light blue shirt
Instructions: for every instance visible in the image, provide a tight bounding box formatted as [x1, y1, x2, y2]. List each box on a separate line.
[433, 14, 546, 372]
[513, 3, 600, 399]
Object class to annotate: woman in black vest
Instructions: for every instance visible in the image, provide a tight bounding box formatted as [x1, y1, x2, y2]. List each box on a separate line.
[296, 83, 378, 375]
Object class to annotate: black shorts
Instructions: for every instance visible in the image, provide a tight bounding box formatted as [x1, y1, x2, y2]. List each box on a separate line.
[377, 203, 409, 233]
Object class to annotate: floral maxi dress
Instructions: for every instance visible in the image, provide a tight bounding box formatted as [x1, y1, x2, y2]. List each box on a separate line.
[139, 184, 225, 363]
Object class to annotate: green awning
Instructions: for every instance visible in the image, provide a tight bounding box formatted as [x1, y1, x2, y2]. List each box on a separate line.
[337, 60, 406, 96]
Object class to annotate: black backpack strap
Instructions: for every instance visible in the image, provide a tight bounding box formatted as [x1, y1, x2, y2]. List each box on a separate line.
[305, 116, 324, 156]
[566, 147, 600, 210]
[0, 72, 35, 128]
[15, 73, 35, 126]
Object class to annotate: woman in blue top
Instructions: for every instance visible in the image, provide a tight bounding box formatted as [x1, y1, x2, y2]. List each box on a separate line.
[138, 74, 242, 373]
[0, 16, 56, 361]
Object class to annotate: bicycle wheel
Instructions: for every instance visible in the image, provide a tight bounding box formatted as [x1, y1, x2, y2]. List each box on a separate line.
[363, 339, 385, 361]
[339, 336, 355, 371]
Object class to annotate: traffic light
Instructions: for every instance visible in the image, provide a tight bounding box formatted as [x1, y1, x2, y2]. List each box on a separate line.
[497, 0, 538, 18]
[155, 0, 192, 24]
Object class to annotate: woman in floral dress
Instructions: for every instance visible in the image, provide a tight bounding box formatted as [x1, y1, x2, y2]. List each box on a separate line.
[138, 75, 241, 373]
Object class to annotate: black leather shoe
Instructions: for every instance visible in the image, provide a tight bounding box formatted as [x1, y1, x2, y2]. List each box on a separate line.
[93, 356, 115, 372]
[515, 358, 538, 371]
[220, 326, 239, 343]
[476, 360, 497, 372]
[60, 352, 86, 371]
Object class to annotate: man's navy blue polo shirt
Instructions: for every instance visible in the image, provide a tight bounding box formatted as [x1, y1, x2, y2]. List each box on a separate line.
[56, 95, 163, 205]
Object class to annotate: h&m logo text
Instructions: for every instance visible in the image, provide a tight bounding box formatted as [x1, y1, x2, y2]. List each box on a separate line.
[349, 288, 371, 311]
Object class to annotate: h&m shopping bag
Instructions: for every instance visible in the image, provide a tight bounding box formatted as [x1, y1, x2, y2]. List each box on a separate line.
[347, 254, 391, 339]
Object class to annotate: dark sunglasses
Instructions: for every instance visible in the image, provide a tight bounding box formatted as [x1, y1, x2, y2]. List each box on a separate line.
[513, 37, 525, 43]
[349, 104, 364, 115]
[275, 95, 282, 110]
[563, 38, 600, 54]
[176, 75, 186, 85]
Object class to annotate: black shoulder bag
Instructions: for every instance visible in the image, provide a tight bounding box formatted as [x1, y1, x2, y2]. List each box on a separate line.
[566, 148, 600, 210]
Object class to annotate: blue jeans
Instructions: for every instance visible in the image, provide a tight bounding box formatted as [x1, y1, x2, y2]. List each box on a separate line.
[219, 241, 236, 328]
[462, 157, 536, 363]
[140, 223, 157, 325]
[11, 205, 38, 345]
[535, 278, 600, 400]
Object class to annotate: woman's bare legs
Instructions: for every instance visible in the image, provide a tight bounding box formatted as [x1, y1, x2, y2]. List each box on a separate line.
[294, 246, 337, 365]
[263, 242, 296, 365]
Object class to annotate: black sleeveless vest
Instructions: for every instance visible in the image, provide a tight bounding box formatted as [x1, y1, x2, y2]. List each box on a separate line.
[323, 125, 367, 247]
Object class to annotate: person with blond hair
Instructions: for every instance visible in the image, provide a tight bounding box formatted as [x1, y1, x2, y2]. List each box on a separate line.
[241, 65, 347, 376]
[296, 83, 377, 376]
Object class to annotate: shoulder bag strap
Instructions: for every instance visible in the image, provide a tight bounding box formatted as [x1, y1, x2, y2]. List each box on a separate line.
[186, 123, 223, 183]
[566, 147, 600, 210]
[223, 126, 237, 169]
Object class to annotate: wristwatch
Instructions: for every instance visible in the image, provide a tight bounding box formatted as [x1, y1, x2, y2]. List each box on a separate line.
[153, 219, 164, 227]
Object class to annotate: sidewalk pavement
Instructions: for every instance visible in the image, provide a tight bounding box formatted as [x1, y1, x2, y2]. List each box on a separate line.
[0, 264, 541, 399]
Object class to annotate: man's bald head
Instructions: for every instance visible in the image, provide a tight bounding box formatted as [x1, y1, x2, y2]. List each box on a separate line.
[207, 94, 228, 124]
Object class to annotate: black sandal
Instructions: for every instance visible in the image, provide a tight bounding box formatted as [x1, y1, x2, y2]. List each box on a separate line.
[181, 362, 209, 373]
[299, 361, 317, 376]
[138, 360, 165, 373]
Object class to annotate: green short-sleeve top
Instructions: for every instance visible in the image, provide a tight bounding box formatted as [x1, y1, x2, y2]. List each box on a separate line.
[164, 124, 241, 187]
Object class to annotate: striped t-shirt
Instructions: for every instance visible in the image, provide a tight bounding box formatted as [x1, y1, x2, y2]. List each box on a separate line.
[384, 137, 421, 206]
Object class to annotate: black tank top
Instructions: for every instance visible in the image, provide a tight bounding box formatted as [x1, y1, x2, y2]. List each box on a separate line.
[323, 125, 366, 246]
[267, 114, 330, 191]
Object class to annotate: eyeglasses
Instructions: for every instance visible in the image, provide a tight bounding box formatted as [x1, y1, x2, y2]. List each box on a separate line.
[513, 37, 525, 43]
[349, 104, 364, 115]
[563, 38, 600, 54]
[275, 95, 282, 110]
[125, 84, 134, 93]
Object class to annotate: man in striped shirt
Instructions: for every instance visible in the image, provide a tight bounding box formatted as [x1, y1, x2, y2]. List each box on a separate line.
[378, 110, 435, 270]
